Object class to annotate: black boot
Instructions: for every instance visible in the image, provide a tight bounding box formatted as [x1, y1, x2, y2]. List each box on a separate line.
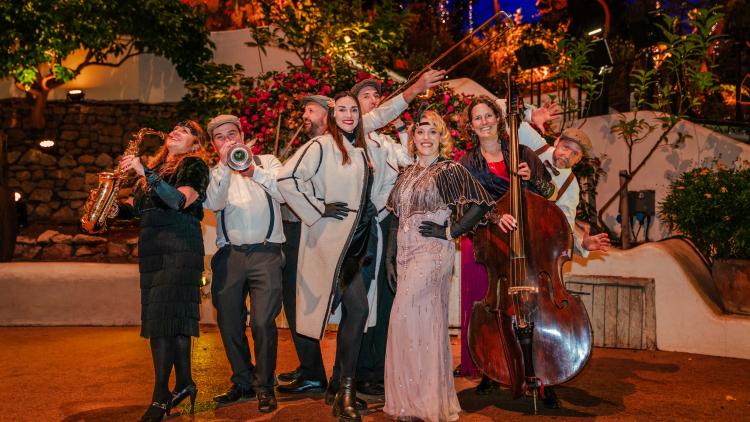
[332, 377, 361, 421]
[326, 377, 368, 410]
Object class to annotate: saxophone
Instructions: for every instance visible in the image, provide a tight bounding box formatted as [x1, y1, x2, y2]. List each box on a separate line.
[80, 128, 165, 234]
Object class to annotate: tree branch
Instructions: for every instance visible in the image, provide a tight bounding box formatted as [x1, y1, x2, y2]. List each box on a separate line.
[15, 82, 39, 97]
[596, 117, 680, 232]
[74, 40, 139, 74]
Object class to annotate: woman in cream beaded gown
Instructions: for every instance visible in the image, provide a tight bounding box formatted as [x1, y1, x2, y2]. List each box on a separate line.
[383, 111, 493, 422]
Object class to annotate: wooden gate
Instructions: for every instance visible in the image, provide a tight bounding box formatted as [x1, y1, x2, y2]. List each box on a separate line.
[565, 275, 656, 350]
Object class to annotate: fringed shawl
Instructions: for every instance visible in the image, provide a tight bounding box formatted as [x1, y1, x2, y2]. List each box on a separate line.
[386, 159, 494, 219]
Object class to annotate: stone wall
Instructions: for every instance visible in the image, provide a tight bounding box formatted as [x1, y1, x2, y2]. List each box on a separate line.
[14, 229, 138, 262]
[1, 98, 179, 223]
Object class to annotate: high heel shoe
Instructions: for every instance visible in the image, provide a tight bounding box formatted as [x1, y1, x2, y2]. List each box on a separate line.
[171, 383, 197, 413]
[138, 401, 170, 422]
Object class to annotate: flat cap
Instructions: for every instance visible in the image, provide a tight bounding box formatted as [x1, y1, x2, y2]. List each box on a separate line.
[207, 114, 241, 138]
[351, 78, 381, 96]
[302, 95, 333, 111]
[560, 127, 592, 156]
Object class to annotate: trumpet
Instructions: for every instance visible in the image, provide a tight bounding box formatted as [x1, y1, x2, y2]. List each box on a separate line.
[226, 142, 254, 171]
[384, 10, 515, 102]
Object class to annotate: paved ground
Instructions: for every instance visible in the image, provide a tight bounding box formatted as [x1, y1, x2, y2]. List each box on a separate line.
[1, 326, 749, 421]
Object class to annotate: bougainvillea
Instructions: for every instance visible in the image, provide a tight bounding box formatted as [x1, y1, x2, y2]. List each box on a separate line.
[233, 56, 395, 159]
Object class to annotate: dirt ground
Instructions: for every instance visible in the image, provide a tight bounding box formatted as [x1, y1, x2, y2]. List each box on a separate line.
[0, 326, 748, 422]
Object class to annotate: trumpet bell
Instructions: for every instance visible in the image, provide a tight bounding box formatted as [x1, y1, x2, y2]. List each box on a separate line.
[227, 143, 253, 171]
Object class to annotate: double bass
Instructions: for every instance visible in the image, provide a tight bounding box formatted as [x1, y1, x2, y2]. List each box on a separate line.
[467, 77, 593, 412]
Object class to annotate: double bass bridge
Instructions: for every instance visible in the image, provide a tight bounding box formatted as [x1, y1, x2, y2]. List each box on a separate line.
[508, 286, 539, 296]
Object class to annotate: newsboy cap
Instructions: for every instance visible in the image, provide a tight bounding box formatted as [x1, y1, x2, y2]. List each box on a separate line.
[302, 95, 333, 111]
[351, 78, 382, 96]
[559, 127, 592, 156]
[206, 114, 241, 139]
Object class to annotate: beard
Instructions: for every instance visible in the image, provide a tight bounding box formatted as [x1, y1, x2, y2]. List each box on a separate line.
[554, 156, 571, 169]
[303, 120, 317, 136]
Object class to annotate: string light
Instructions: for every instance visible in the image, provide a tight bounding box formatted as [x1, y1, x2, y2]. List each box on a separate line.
[468, 1, 473, 31]
[438, 0, 449, 24]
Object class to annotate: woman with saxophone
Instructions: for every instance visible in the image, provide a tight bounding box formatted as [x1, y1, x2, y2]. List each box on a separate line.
[118, 120, 209, 422]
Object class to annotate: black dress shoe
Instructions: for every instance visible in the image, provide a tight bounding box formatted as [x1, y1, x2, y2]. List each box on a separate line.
[276, 377, 327, 394]
[278, 366, 303, 383]
[213, 384, 254, 404]
[542, 386, 561, 409]
[356, 380, 384, 396]
[257, 390, 278, 413]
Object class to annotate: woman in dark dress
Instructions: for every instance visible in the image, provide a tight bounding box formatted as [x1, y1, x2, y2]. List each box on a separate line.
[119, 120, 209, 421]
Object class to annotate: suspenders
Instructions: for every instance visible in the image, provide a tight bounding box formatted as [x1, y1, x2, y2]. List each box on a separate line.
[220, 155, 275, 245]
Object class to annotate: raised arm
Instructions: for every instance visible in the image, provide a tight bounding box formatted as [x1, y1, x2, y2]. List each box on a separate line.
[277, 140, 325, 226]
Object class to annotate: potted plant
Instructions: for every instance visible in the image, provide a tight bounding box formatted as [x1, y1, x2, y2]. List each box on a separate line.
[659, 165, 750, 315]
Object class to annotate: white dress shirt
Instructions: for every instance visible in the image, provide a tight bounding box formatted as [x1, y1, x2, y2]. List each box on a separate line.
[203, 154, 286, 247]
[518, 122, 588, 257]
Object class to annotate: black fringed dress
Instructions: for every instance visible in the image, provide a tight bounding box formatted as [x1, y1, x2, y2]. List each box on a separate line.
[133, 156, 209, 338]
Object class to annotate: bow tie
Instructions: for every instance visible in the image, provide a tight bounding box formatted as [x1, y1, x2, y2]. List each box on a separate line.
[544, 160, 561, 176]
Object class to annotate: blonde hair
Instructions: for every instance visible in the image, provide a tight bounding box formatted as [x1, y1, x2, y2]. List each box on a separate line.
[408, 110, 454, 159]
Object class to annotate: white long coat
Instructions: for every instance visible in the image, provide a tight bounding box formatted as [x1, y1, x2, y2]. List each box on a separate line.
[278, 134, 393, 339]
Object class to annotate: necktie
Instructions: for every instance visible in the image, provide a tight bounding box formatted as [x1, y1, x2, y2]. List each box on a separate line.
[544, 160, 560, 176]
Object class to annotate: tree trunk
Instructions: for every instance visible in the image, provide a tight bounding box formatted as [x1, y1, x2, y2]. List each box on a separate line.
[31, 89, 50, 130]
[0, 132, 17, 262]
[619, 170, 631, 249]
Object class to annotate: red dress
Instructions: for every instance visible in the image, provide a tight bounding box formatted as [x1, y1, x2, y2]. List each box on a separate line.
[459, 160, 508, 377]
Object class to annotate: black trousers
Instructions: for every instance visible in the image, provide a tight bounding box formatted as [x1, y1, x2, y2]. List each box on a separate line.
[282, 221, 327, 381]
[330, 253, 370, 383]
[211, 243, 283, 392]
[356, 214, 396, 384]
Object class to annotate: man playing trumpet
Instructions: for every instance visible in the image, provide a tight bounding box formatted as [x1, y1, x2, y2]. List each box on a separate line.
[202, 114, 286, 413]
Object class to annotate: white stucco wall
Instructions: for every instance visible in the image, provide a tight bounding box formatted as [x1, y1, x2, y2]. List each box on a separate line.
[0, 29, 300, 103]
[566, 239, 750, 359]
[570, 112, 750, 241]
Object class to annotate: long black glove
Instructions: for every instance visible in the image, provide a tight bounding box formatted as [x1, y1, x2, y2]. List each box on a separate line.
[322, 201, 351, 220]
[145, 168, 186, 210]
[385, 218, 399, 294]
[419, 203, 492, 240]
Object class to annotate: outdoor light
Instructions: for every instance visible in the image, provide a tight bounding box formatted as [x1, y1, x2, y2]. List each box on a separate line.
[15, 192, 27, 228]
[587, 28, 603, 37]
[67, 89, 85, 102]
[38, 139, 55, 148]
